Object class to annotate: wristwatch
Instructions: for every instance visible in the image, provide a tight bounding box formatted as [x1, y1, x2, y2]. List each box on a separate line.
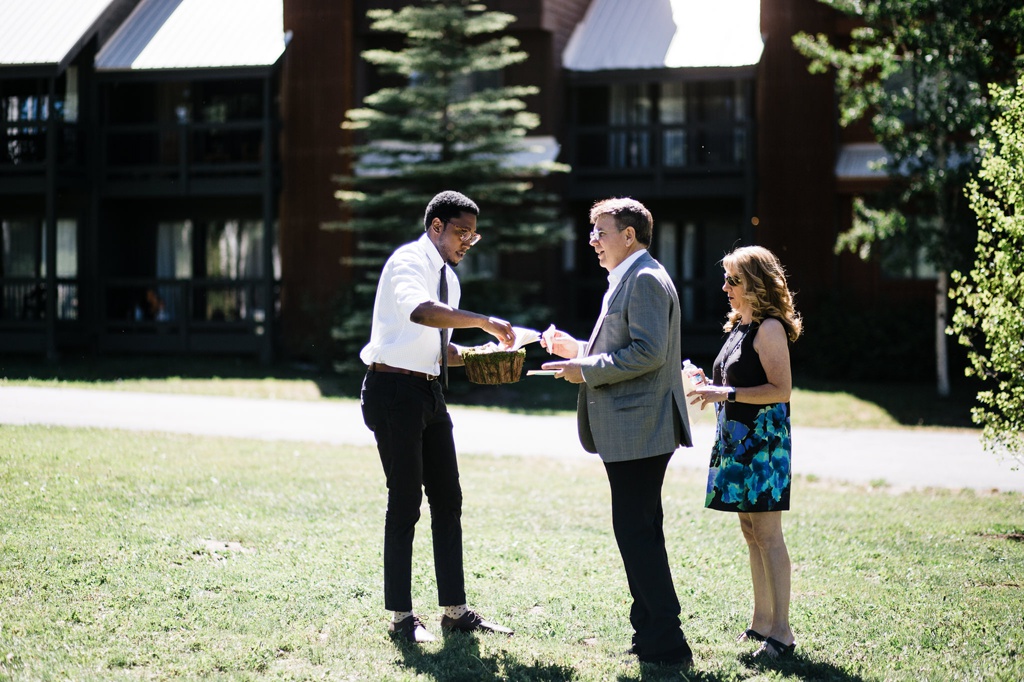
[727, 388, 737, 403]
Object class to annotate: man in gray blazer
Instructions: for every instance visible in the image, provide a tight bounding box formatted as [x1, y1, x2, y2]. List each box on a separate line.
[542, 197, 694, 667]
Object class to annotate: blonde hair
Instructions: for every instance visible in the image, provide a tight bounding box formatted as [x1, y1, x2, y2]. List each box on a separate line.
[722, 246, 802, 342]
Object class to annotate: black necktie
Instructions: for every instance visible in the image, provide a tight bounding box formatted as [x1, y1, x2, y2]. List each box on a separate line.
[438, 264, 449, 389]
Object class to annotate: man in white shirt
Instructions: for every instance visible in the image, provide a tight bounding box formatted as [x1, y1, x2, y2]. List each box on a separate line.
[541, 197, 693, 667]
[360, 191, 516, 643]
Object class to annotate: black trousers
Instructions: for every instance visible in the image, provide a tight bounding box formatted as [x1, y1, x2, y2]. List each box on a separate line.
[604, 453, 687, 655]
[360, 371, 465, 612]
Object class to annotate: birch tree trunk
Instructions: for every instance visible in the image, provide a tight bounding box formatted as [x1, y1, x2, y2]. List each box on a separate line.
[936, 269, 951, 397]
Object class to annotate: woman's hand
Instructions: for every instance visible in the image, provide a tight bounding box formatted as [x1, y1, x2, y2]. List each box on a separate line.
[688, 385, 731, 411]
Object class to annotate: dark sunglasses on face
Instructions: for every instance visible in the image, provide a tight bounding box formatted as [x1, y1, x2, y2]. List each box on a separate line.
[724, 273, 742, 287]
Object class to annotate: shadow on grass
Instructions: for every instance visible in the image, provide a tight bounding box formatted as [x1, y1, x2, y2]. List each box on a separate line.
[739, 650, 868, 682]
[616, 662, 730, 682]
[611, 651, 868, 682]
[796, 375, 978, 429]
[617, 652, 871, 682]
[393, 631, 574, 681]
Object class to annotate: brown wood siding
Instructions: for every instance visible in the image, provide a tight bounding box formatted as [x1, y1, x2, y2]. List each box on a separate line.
[542, 0, 593, 57]
[542, 0, 593, 143]
[758, 0, 926, 312]
[756, 0, 842, 315]
[279, 0, 354, 363]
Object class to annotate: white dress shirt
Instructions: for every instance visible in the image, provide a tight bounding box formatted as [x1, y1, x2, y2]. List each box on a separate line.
[360, 233, 460, 374]
[578, 248, 648, 359]
[602, 248, 647, 315]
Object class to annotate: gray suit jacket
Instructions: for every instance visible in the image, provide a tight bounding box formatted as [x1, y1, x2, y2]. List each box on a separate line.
[576, 251, 693, 462]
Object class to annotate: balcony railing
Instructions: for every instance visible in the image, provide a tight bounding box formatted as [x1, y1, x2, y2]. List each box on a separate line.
[101, 120, 266, 184]
[0, 276, 279, 355]
[0, 277, 78, 323]
[0, 120, 83, 175]
[99, 278, 280, 354]
[103, 277, 275, 328]
[572, 120, 751, 176]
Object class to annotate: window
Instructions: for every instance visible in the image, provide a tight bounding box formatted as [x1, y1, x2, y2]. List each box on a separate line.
[694, 81, 748, 166]
[154, 221, 193, 320]
[573, 79, 750, 171]
[3, 80, 49, 165]
[576, 86, 611, 167]
[609, 84, 651, 168]
[449, 70, 503, 101]
[193, 80, 262, 164]
[655, 216, 745, 326]
[105, 79, 265, 169]
[200, 220, 278, 323]
[660, 82, 687, 167]
[1, 218, 78, 320]
[205, 220, 264, 279]
[62, 67, 79, 123]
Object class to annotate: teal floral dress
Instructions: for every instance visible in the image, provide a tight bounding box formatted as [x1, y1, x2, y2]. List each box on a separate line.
[705, 321, 791, 512]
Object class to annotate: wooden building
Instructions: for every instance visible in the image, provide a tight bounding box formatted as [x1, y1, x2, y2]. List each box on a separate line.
[557, 0, 932, 357]
[1, 0, 287, 361]
[1, 0, 931, 366]
[560, 0, 764, 352]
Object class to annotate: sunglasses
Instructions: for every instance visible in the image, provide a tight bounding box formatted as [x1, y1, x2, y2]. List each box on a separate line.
[444, 221, 482, 245]
[724, 273, 742, 287]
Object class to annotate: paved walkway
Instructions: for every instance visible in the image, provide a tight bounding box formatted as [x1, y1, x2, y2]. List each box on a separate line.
[1, 386, 1021, 492]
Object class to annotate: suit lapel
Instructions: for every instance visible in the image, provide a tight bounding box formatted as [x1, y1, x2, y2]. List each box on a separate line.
[587, 252, 652, 348]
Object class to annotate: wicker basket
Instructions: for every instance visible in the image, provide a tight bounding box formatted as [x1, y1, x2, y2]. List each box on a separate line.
[462, 348, 526, 385]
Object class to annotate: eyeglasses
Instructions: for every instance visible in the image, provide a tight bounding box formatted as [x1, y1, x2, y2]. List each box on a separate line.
[589, 227, 621, 242]
[724, 273, 742, 287]
[444, 221, 481, 245]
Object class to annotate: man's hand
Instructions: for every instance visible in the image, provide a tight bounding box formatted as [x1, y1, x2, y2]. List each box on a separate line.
[539, 326, 580, 359]
[483, 316, 515, 348]
[542, 360, 584, 384]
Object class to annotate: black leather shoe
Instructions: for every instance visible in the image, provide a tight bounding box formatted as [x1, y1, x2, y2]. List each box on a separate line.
[389, 615, 436, 643]
[638, 640, 693, 667]
[440, 610, 514, 635]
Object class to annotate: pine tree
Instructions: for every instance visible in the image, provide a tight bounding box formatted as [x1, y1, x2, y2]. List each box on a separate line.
[951, 76, 1024, 466]
[329, 1, 567, 371]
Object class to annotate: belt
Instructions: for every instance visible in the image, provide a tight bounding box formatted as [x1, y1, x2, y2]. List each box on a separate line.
[369, 362, 438, 381]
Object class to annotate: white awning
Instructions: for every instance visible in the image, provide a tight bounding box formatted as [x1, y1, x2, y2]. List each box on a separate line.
[502, 136, 561, 169]
[835, 143, 889, 180]
[95, 0, 287, 71]
[355, 136, 562, 177]
[836, 141, 975, 183]
[0, 0, 120, 69]
[563, 0, 763, 72]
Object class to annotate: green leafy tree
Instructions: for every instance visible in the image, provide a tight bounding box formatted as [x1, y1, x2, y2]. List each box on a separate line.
[329, 1, 567, 371]
[793, 0, 1024, 396]
[951, 76, 1024, 466]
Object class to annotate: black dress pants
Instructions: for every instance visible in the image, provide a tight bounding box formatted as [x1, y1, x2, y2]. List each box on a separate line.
[361, 371, 465, 612]
[603, 452, 687, 655]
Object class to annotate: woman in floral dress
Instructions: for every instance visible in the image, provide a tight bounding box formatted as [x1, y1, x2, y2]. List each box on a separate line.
[689, 245, 802, 660]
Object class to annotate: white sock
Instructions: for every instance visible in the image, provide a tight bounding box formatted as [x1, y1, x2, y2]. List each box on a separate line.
[393, 610, 414, 623]
[443, 604, 468, 620]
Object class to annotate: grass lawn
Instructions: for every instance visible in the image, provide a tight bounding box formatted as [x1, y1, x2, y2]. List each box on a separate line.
[2, 425, 1021, 681]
